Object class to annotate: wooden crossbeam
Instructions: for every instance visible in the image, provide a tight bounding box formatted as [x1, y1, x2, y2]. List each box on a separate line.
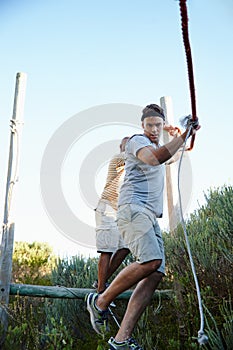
[9, 284, 173, 300]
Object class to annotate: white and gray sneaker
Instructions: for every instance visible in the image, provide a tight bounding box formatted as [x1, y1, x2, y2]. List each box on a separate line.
[86, 292, 109, 335]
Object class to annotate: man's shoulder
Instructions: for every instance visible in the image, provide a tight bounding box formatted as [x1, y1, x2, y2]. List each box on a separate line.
[126, 134, 151, 157]
[128, 134, 150, 147]
[129, 134, 145, 140]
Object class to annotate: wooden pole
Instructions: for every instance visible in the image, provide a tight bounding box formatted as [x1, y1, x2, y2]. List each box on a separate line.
[9, 283, 173, 300]
[0, 224, 14, 341]
[0, 72, 27, 344]
[160, 96, 179, 233]
[3, 72, 27, 225]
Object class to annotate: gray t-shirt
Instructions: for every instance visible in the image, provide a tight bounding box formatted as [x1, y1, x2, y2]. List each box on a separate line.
[118, 134, 165, 217]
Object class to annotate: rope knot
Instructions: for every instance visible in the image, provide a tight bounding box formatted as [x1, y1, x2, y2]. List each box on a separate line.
[10, 119, 24, 133]
[198, 330, 208, 345]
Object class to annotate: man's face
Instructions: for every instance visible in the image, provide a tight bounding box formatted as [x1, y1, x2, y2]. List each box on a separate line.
[142, 116, 164, 144]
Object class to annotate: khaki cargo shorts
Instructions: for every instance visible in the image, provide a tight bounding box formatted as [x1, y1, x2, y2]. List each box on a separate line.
[95, 199, 126, 253]
[117, 203, 165, 274]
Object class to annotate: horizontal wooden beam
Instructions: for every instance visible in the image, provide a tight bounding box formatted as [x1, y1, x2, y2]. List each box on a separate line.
[8, 284, 173, 300]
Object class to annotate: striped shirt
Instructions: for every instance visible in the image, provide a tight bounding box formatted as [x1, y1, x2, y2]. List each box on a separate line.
[101, 152, 126, 210]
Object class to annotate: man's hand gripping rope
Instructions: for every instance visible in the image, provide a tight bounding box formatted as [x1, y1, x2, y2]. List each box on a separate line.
[180, 114, 201, 140]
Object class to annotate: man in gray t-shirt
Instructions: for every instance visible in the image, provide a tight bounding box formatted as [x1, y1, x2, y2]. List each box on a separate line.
[118, 134, 165, 218]
[86, 103, 200, 349]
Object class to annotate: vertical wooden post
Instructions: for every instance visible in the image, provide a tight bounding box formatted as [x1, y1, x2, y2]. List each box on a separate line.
[160, 96, 179, 233]
[0, 223, 15, 342]
[3, 72, 27, 225]
[0, 72, 27, 344]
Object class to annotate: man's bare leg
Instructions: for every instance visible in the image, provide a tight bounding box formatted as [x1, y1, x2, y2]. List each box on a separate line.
[98, 249, 129, 293]
[114, 271, 163, 342]
[98, 252, 112, 293]
[106, 248, 129, 280]
[96, 259, 162, 310]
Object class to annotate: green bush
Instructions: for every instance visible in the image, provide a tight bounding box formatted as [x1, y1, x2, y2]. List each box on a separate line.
[3, 295, 42, 350]
[43, 255, 120, 349]
[12, 241, 55, 285]
[163, 185, 233, 349]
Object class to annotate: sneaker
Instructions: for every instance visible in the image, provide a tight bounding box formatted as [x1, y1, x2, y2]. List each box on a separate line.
[108, 337, 143, 350]
[86, 292, 109, 335]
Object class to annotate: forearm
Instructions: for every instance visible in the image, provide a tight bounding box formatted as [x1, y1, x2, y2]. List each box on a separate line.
[153, 130, 189, 164]
[137, 129, 190, 166]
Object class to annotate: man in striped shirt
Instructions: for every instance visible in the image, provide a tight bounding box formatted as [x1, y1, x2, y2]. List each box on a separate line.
[94, 137, 130, 294]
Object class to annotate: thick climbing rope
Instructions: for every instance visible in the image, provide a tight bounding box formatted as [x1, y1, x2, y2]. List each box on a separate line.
[179, 0, 197, 150]
[178, 0, 208, 345]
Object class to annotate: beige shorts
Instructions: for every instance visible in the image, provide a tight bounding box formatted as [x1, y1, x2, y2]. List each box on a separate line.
[117, 203, 165, 274]
[95, 199, 126, 253]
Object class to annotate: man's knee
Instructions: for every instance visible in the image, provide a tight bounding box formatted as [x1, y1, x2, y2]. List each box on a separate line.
[151, 259, 162, 271]
[143, 259, 162, 273]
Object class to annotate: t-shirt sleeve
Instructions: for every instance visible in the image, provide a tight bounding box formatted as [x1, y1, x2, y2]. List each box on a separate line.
[127, 135, 151, 157]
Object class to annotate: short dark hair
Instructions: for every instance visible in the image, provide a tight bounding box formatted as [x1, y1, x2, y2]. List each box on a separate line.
[141, 104, 165, 121]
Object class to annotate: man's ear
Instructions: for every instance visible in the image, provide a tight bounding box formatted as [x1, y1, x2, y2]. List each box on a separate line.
[141, 121, 144, 128]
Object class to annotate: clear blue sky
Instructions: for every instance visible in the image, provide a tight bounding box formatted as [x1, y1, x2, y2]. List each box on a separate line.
[0, 0, 232, 256]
